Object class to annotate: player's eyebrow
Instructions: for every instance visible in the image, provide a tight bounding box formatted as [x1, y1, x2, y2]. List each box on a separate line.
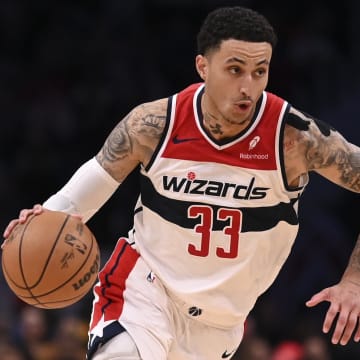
[225, 57, 269, 66]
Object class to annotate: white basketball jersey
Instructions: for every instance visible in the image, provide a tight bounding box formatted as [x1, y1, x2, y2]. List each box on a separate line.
[130, 83, 307, 328]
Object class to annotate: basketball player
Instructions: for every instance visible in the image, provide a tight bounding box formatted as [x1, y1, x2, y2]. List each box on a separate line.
[3, 6, 360, 360]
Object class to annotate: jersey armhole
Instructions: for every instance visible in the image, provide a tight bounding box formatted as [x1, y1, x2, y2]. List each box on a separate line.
[143, 96, 174, 172]
[278, 104, 308, 192]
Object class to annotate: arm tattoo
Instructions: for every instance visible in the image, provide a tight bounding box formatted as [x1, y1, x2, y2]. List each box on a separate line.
[97, 101, 167, 173]
[97, 113, 133, 165]
[304, 121, 360, 192]
[139, 113, 166, 138]
[339, 152, 360, 191]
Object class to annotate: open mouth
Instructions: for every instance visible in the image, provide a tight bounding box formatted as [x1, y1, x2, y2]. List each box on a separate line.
[234, 99, 252, 111]
[239, 103, 250, 110]
[234, 102, 251, 112]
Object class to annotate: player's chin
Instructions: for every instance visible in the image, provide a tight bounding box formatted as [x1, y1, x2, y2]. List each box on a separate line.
[228, 113, 251, 126]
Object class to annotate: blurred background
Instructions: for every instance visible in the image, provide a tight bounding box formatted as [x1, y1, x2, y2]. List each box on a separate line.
[0, 0, 359, 359]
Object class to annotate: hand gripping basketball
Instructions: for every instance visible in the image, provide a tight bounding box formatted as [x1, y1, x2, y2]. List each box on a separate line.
[1, 210, 100, 309]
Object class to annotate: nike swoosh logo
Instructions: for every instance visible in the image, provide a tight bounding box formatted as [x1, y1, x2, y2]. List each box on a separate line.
[172, 135, 199, 144]
[222, 349, 236, 358]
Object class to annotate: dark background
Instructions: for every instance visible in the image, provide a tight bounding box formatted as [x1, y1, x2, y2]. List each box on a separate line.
[0, 0, 359, 359]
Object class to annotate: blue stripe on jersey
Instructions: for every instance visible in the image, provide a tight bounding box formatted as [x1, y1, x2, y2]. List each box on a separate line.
[87, 321, 126, 359]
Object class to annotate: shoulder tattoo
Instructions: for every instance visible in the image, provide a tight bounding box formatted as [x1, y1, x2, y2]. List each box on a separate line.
[97, 112, 134, 165]
[97, 101, 167, 166]
[287, 107, 360, 191]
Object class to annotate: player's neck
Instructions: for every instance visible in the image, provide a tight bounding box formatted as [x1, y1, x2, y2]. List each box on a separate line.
[201, 95, 254, 141]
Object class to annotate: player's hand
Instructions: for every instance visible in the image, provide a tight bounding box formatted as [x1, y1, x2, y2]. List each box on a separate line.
[306, 280, 360, 345]
[2, 204, 44, 245]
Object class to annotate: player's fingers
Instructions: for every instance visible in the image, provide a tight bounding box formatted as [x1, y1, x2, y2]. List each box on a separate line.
[19, 208, 33, 221]
[354, 319, 360, 342]
[2, 219, 20, 240]
[33, 204, 44, 214]
[339, 311, 358, 345]
[3, 205, 44, 242]
[331, 309, 349, 344]
[70, 213, 83, 221]
[18, 205, 43, 222]
[323, 303, 340, 334]
[306, 288, 330, 307]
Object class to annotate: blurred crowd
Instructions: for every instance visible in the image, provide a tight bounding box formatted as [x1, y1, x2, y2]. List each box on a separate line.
[0, 303, 357, 360]
[1, 0, 360, 359]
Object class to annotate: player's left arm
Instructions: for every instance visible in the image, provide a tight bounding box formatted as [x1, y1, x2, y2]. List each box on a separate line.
[288, 107, 360, 345]
[306, 232, 360, 346]
[289, 108, 360, 193]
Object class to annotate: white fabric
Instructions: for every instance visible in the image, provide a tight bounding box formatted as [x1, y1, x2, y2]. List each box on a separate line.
[43, 157, 119, 222]
[129, 86, 304, 329]
[89, 238, 243, 360]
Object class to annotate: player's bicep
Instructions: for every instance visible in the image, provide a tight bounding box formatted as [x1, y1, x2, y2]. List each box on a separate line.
[313, 135, 360, 193]
[96, 109, 140, 183]
[286, 106, 360, 192]
[96, 99, 168, 182]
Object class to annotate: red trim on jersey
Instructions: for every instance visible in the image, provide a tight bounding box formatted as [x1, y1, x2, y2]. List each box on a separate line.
[162, 84, 285, 170]
[90, 238, 140, 331]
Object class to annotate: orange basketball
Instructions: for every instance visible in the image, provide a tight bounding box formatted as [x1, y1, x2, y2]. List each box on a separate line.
[1, 210, 100, 309]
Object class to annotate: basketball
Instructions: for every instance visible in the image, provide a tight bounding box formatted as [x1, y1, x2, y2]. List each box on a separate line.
[1, 210, 100, 309]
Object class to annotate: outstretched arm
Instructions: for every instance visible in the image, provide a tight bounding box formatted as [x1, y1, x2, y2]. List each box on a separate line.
[284, 107, 360, 192]
[306, 233, 360, 345]
[284, 108, 360, 345]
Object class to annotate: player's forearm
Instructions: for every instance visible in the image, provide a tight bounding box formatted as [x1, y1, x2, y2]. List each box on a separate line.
[43, 157, 120, 222]
[342, 233, 360, 284]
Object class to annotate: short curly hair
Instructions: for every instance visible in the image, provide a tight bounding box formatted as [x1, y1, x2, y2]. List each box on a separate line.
[197, 6, 277, 55]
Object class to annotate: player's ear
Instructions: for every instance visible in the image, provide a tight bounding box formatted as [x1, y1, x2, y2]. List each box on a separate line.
[195, 55, 208, 80]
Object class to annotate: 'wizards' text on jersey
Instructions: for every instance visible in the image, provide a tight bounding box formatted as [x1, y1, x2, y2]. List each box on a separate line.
[130, 83, 307, 328]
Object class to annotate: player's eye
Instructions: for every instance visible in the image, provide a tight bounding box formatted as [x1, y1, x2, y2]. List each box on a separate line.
[255, 68, 267, 77]
[229, 67, 241, 74]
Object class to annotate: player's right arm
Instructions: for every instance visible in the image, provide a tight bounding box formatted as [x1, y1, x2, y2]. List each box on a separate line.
[3, 98, 168, 240]
[95, 98, 168, 182]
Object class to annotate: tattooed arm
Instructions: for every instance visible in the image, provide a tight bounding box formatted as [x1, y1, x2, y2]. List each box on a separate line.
[2, 98, 169, 239]
[306, 233, 360, 345]
[283, 107, 360, 192]
[284, 107, 360, 345]
[96, 98, 168, 182]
